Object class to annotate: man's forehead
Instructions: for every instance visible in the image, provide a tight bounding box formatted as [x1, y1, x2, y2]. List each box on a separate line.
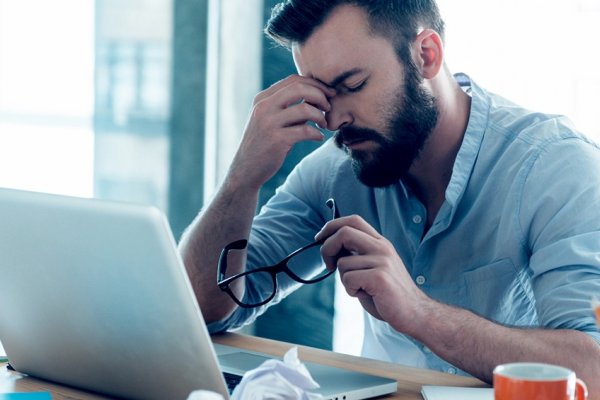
[292, 41, 392, 89]
[292, 49, 344, 87]
[290, 5, 397, 86]
[291, 5, 373, 82]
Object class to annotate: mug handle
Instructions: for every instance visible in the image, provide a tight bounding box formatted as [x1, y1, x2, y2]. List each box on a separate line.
[575, 378, 588, 400]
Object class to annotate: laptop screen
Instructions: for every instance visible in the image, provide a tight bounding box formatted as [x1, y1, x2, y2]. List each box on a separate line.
[0, 188, 396, 400]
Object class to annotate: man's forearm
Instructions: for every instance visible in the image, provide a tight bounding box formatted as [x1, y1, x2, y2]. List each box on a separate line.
[178, 177, 259, 323]
[410, 300, 600, 397]
[177, 73, 332, 322]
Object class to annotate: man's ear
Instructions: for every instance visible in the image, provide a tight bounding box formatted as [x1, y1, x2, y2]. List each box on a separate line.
[412, 29, 444, 79]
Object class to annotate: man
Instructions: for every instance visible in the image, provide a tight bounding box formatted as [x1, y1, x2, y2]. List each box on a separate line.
[179, 0, 600, 393]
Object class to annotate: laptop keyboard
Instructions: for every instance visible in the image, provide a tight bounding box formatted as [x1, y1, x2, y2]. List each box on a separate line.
[223, 372, 242, 393]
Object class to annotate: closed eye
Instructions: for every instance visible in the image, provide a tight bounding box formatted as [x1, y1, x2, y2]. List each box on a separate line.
[344, 80, 367, 93]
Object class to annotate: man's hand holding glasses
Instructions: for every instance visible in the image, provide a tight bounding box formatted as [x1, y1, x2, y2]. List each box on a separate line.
[217, 198, 340, 308]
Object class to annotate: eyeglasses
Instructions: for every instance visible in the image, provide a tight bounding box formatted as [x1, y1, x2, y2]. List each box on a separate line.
[217, 199, 339, 308]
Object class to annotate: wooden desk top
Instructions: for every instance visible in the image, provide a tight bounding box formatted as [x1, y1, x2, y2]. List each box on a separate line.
[0, 333, 488, 399]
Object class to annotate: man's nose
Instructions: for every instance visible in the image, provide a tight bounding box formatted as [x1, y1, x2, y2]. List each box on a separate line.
[325, 96, 352, 131]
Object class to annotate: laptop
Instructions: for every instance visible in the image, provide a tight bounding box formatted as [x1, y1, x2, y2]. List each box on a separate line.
[0, 188, 397, 400]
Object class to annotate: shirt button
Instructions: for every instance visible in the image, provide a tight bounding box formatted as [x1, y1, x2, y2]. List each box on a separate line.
[412, 215, 423, 224]
[415, 275, 426, 285]
[447, 367, 457, 374]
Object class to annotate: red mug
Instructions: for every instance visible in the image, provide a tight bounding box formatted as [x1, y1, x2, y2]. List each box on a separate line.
[494, 362, 588, 400]
[593, 296, 600, 327]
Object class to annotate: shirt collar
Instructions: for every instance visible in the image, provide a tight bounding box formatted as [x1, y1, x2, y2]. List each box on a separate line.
[444, 73, 490, 209]
[386, 73, 490, 222]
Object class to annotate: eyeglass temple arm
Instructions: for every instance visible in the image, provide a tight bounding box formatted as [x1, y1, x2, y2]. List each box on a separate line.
[326, 198, 341, 219]
[218, 239, 248, 282]
[324, 198, 352, 258]
[219, 199, 338, 280]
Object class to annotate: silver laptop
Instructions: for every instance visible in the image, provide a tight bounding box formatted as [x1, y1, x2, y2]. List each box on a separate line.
[0, 188, 397, 400]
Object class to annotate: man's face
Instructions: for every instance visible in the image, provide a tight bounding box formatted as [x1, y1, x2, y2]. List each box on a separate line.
[334, 63, 438, 187]
[293, 5, 439, 187]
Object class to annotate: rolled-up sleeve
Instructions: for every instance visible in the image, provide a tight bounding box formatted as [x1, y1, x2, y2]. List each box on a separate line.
[522, 136, 600, 344]
[207, 140, 345, 333]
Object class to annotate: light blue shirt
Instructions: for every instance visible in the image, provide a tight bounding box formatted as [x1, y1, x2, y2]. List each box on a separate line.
[208, 75, 600, 376]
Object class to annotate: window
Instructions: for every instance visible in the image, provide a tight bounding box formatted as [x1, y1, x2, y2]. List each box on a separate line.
[0, 0, 94, 197]
[440, 0, 600, 139]
[0, 0, 174, 210]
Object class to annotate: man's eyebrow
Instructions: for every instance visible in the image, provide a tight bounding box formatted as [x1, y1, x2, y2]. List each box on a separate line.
[318, 68, 363, 88]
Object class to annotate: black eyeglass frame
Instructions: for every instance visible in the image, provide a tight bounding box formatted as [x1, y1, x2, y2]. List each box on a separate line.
[217, 198, 339, 308]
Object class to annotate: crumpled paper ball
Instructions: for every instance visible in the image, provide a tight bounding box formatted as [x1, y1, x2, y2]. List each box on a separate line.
[187, 390, 225, 400]
[231, 346, 324, 400]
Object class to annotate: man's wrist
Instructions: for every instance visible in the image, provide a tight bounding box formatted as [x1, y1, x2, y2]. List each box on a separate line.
[223, 161, 267, 196]
[403, 295, 446, 339]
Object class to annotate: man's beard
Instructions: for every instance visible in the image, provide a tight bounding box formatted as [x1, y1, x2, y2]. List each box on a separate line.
[334, 66, 439, 187]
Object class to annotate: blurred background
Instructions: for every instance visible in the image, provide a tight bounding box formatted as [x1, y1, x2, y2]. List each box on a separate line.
[0, 0, 598, 356]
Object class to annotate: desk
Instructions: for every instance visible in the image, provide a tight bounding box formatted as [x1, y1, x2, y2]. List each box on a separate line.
[0, 333, 488, 399]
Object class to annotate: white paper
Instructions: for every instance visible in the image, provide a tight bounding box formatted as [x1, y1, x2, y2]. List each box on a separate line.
[231, 346, 324, 400]
[187, 390, 225, 400]
[421, 385, 493, 400]
[0, 340, 6, 359]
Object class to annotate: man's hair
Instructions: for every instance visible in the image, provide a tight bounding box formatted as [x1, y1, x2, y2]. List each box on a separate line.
[265, 0, 445, 61]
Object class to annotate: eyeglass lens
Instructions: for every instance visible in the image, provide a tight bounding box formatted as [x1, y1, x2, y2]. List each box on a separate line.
[219, 199, 339, 308]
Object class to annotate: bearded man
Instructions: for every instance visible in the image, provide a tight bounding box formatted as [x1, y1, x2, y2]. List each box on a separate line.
[179, 0, 600, 394]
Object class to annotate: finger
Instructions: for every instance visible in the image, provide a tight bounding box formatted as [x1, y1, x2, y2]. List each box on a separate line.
[256, 75, 335, 106]
[338, 259, 390, 299]
[280, 75, 336, 98]
[275, 102, 328, 130]
[315, 214, 382, 242]
[254, 75, 300, 102]
[275, 83, 333, 112]
[281, 124, 326, 143]
[267, 76, 334, 110]
[319, 226, 382, 270]
[340, 268, 373, 297]
[336, 253, 379, 273]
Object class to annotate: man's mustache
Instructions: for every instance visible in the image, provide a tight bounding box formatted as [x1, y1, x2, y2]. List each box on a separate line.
[333, 126, 384, 148]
